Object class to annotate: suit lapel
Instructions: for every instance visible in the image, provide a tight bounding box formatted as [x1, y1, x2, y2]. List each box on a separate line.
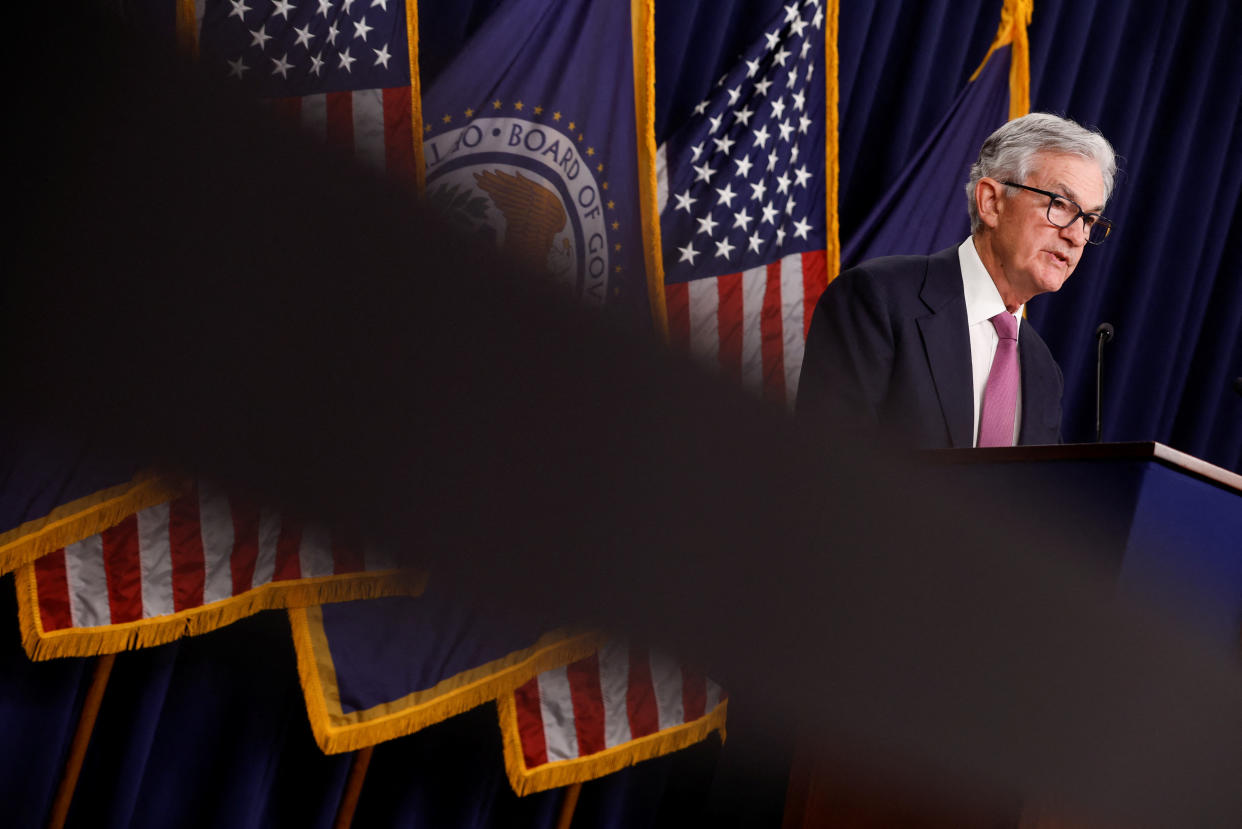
[916, 248, 973, 448]
[1018, 329, 1056, 443]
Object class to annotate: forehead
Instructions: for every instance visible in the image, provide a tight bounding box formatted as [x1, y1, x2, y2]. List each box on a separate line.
[1026, 152, 1106, 211]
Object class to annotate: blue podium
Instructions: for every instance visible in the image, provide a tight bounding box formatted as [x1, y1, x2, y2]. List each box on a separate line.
[931, 442, 1242, 655]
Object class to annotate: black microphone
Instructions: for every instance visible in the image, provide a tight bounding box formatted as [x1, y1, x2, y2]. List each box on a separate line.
[1233, 377, 1242, 398]
[1095, 323, 1115, 443]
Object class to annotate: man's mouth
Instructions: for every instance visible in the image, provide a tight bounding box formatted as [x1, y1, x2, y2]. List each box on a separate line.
[1045, 250, 1069, 267]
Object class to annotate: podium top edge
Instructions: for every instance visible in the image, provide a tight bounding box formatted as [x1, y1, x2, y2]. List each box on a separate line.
[922, 442, 1242, 493]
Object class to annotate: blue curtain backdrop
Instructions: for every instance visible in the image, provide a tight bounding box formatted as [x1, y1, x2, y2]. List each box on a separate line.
[5, 2, 1240, 827]
[1023, 1, 1242, 469]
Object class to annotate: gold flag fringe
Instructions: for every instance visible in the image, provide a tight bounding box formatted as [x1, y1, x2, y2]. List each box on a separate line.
[14, 566, 425, 661]
[498, 693, 728, 796]
[0, 473, 188, 578]
[824, 0, 840, 285]
[632, 0, 667, 340]
[291, 604, 605, 755]
[405, 0, 425, 194]
[969, 0, 1033, 121]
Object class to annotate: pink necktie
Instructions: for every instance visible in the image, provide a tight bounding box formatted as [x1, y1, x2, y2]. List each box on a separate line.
[978, 312, 1018, 447]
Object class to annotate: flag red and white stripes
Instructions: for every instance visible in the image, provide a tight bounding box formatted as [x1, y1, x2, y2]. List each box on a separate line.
[664, 251, 827, 408]
[30, 483, 392, 633]
[268, 87, 418, 182]
[512, 639, 726, 771]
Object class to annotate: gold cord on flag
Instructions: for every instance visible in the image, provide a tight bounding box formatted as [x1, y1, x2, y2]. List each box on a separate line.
[824, 0, 840, 284]
[632, 0, 667, 339]
[406, 0, 426, 194]
[970, 0, 1034, 121]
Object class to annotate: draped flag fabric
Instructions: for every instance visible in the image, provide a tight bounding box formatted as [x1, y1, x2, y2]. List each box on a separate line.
[3, 0, 732, 797]
[196, 0, 420, 183]
[1, 0, 429, 660]
[13, 480, 419, 660]
[1, 458, 161, 581]
[290, 590, 602, 755]
[497, 639, 727, 795]
[656, 0, 831, 407]
[418, 0, 650, 312]
[841, 0, 1030, 266]
[289, 588, 728, 795]
[283, 1, 727, 792]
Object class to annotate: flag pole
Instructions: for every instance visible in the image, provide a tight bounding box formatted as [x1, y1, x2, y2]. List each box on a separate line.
[555, 782, 583, 829]
[333, 745, 375, 829]
[47, 653, 116, 829]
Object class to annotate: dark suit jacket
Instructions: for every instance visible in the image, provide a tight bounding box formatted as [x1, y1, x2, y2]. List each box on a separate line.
[796, 245, 1063, 448]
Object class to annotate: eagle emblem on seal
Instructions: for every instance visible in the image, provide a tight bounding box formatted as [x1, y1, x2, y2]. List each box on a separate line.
[473, 169, 573, 279]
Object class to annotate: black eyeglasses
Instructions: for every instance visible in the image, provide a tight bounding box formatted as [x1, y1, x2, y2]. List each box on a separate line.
[1001, 181, 1113, 245]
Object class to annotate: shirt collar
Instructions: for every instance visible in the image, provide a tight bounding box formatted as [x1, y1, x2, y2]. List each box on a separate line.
[958, 237, 1022, 330]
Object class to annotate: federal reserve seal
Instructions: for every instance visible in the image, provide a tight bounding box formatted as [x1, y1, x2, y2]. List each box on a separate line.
[424, 115, 615, 305]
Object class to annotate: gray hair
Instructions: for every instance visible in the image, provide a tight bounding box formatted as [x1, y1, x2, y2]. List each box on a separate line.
[966, 112, 1117, 233]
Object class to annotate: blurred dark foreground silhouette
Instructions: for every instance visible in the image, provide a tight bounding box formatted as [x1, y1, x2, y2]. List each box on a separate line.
[6, 7, 1240, 827]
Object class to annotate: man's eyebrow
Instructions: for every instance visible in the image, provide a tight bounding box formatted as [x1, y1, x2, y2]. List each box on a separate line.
[1050, 181, 1104, 213]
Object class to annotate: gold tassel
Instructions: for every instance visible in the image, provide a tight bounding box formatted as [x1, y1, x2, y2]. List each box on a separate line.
[969, 0, 1034, 121]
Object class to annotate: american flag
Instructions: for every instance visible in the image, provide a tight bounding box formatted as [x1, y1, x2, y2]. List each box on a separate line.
[21, 481, 403, 655]
[657, 0, 829, 407]
[499, 638, 727, 795]
[197, 0, 418, 180]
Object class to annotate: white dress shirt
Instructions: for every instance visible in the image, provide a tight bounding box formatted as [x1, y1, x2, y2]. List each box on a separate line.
[958, 238, 1022, 447]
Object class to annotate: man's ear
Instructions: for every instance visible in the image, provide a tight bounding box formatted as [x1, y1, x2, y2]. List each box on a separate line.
[976, 178, 1004, 229]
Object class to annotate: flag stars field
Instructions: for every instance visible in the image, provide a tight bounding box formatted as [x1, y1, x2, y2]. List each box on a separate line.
[251, 25, 272, 49]
[214, 0, 409, 92]
[293, 24, 315, 48]
[270, 53, 293, 78]
[657, 0, 826, 303]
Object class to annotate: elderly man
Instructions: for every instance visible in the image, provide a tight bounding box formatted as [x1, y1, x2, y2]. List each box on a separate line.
[796, 113, 1116, 448]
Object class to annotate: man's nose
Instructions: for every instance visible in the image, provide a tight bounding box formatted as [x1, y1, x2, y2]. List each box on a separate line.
[1060, 217, 1089, 246]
